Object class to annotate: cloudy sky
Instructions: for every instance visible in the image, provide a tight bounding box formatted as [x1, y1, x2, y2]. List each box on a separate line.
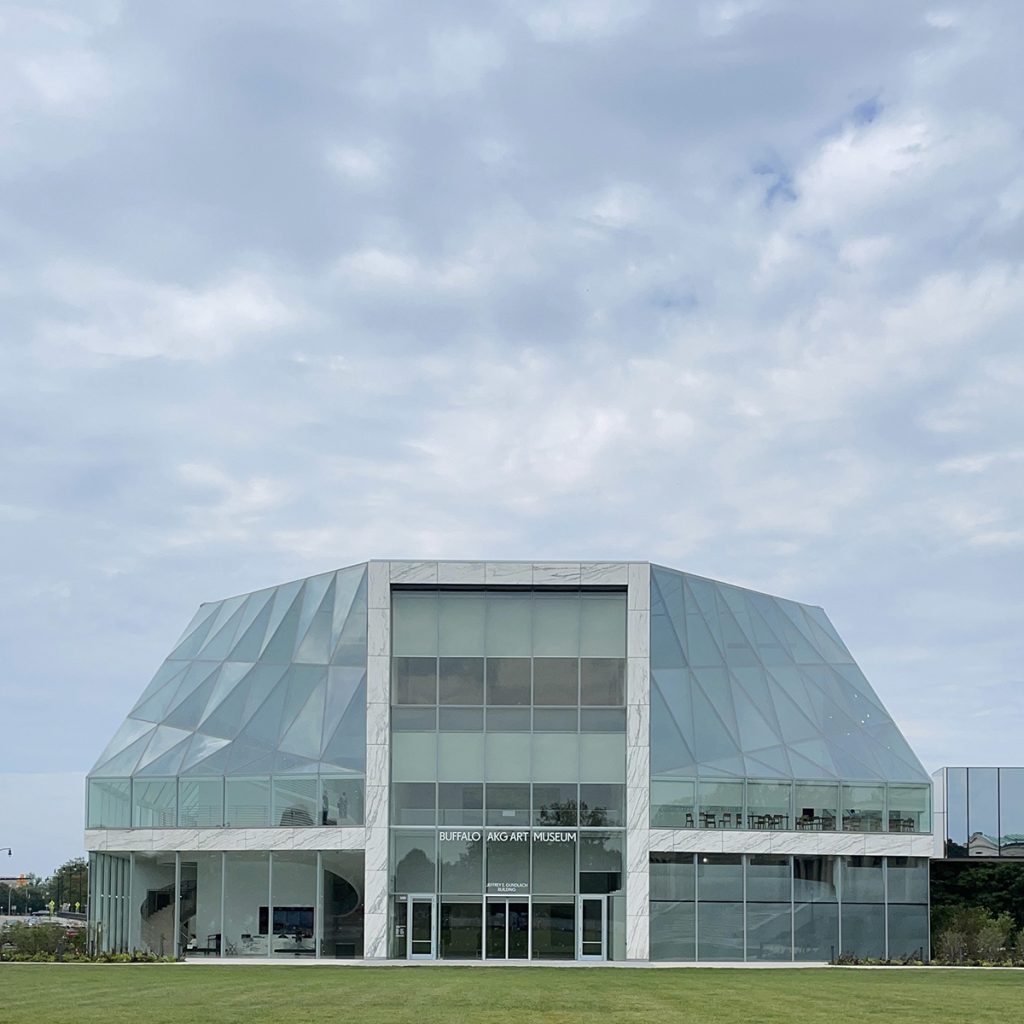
[2, 0, 1022, 875]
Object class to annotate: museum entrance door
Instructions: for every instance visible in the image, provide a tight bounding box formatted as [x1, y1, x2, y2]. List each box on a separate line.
[485, 899, 529, 959]
[407, 895, 435, 960]
[578, 896, 606, 961]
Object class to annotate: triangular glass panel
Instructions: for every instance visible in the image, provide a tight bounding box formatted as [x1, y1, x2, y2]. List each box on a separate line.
[179, 733, 231, 774]
[167, 606, 221, 661]
[230, 589, 275, 648]
[279, 681, 327, 759]
[134, 737, 191, 777]
[321, 698, 367, 772]
[693, 667, 739, 738]
[691, 686, 743, 764]
[196, 603, 247, 662]
[90, 717, 157, 772]
[295, 578, 335, 664]
[259, 579, 304, 658]
[129, 665, 192, 724]
[90, 730, 156, 777]
[292, 572, 334, 657]
[200, 662, 255, 724]
[129, 660, 191, 713]
[162, 671, 220, 732]
[162, 661, 221, 720]
[744, 744, 793, 777]
[331, 566, 365, 650]
[135, 724, 193, 772]
[260, 584, 306, 664]
[322, 667, 365, 746]
[277, 665, 327, 741]
[229, 597, 276, 663]
[650, 685, 697, 776]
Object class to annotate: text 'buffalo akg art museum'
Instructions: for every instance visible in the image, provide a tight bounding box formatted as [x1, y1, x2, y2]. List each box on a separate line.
[85, 561, 932, 961]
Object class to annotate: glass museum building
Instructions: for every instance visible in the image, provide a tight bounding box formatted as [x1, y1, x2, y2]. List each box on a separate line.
[85, 561, 933, 962]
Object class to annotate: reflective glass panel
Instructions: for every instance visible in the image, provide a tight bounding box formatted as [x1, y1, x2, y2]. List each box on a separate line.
[392, 831, 437, 893]
[999, 768, 1024, 857]
[532, 831, 576, 893]
[486, 659, 531, 705]
[793, 857, 837, 903]
[438, 657, 484, 705]
[392, 592, 438, 656]
[886, 858, 928, 903]
[485, 593, 532, 656]
[485, 784, 530, 827]
[393, 657, 437, 705]
[533, 658, 578, 705]
[697, 902, 743, 961]
[887, 903, 928, 959]
[438, 594, 485, 657]
[440, 900, 482, 959]
[87, 778, 131, 828]
[438, 782, 483, 826]
[840, 903, 884, 959]
[580, 784, 624, 827]
[841, 856, 883, 903]
[531, 900, 575, 960]
[392, 782, 437, 825]
[650, 901, 695, 961]
[887, 784, 931, 833]
[321, 777, 363, 826]
[650, 779, 696, 828]
[968, 767, 999, 857]
[747, 855, 790, 903]
[225, 777, 270, 828]
[485, 830, 530, 895]
[698, 780, 743, 829]
[747, 781, 793, 830]
[272, 776, 317, 827]
[945, 767, 968, 856]
[794, 783, 838, 832]
[579, 833, 623, 894]
[794, 901, 837, 961]
[746, 903, 792, 961]
[322, 851, 365, 958]
[649, 853, 695, 902]
[697, 854, 743, 902]
[439, 831, 483, 893]
[841, 784, 884, 832]
[132, 778, 177, 828]
[580, 659, 625, 706]
[533, 784, 578, 826]
[532, 594, 579, 657]
[579, 594, 626, 658]
[178, 778, 223, 828]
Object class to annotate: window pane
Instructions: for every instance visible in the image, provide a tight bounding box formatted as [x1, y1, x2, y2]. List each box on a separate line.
[438, 657, 484, 705]
[439, 707, 483, 731]
[321, 777, 363, 826]
[272, 777, 317, 827]
[886, 858, 928, 903]
[888, 784, 931, 833]
[440, 900, 482, 959]
[697, 854, 742, 902]
[439, 831, 483, 893]
[795, 901, 837, 961]
[697, 902, 743, 961]
[747, 855, 790, 903]
[580, 708, 626, 733]
[391, 731, 437, 782]
[132, 778, 177, 828]
[486, 708, 530, 731]
[580, 594, 626, 658]
[392, 782, 436, 825]
[486, 830, 530, 894]
[999, 768, 1024, 857]
[439, 783, 483, 826]
[650, 900, 695, 961]
[223, 852, 269, 957]
[746, 902, 792, 961]
[651, 779, 696, 828]
[747, 781, 792, 829]
[840, 903, 884, 958]
[485, 594, 531, 656]
[392, 593, 438, 656]
[392, 707, 436, 731]
[269, 851, 316, 959]
[698, 780, 743, 829]
[842, 784, 884, 832]
[580, 784, 624, 827]
[438, 594, 485, 656]
[531, 900, 575, 960]
[650, 853, 694, 902]
[181, 853, 222, 958]
[486, 658, 530, 705]
[533, 594, 580, 657]
[887, 903, 928, 959]
[532, 832, 576, 893]
[322, 850, 365, 958]
[485, 733, 530, 782]
[533, 658, 579, 705]
[580, 833, 623, 894]
[579, 733, 625, 784]
[533, 733, 578, 783]
[794, 783, 838, 831]
[392, 831, 437, 893]
[534, 784, 578, 826]
[580, 659, 625, 706]
[968, 767, 999, 857]
[842, 856, 883, 903]
[438, 730, 483, 782]
[225, 778, 270, 828]
[178, 778, 223, 827]
[945, 767, 968, 857]
[88, 778, 131, 828]
[486, 784, 530, 827]
[534, 708, 578, 732]
[393, 657, 437, 705]
[793, 857, 837, 903]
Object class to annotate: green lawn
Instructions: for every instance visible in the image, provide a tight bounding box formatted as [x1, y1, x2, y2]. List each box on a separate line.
[1, 965, 1021, 1024]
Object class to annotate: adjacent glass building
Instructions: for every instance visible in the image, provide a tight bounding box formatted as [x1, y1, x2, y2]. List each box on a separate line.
[933, 767, 1024, 859]
[86, 561, 932, 961]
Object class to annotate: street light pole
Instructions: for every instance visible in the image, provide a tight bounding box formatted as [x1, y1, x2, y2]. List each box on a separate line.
[1, 850, 12, 916]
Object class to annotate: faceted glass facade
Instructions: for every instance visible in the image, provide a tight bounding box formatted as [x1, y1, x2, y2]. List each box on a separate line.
[650, 565, 930, 829]
[85, 560, 931, 962]
[935, 767, 1024, 858]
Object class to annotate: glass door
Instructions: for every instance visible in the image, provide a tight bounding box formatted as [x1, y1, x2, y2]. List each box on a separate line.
[485, 899, 529, 959]
[407, 895, 435, 960]
[578, 896, 606, 961]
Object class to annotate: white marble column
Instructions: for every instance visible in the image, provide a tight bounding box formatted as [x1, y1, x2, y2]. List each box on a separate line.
[363, 560, 391, 958]
[625, 562, 651, 960]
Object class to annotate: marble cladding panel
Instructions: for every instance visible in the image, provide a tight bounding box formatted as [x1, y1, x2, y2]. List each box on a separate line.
[364, 785, 389, 830]
[484, 562, 533, 584]
[367, 658, 390, 710]
[366, 698, 390, 746]
[579, 562, 629, 585]
[389, 561, 438, 584]
[367, 561, 391, 608]
[366, 743, 389, 783]
[365, 870, 389, 916]
[367, 608, 390, 658]
[363, 912, 388, 958]
[626, 657, 650, 705]
[626, 914, 649, 961]
[626, 610, 650, 658]
[436, 561, 486, 584]
[532, 562, 582, 585]
[626, 746, 649, 792]
[627, 786, 650, 832]
[627, 562, 650, 609]
[646, 829, 933, 858]
[627, 702, 650, 749]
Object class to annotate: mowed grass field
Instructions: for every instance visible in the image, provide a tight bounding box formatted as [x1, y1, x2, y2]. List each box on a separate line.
[1, 965, 1021, 1024]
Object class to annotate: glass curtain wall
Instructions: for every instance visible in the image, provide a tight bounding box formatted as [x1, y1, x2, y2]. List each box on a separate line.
[649, 855, 928, 962]
[650, 779, 930, 833]
[942, 768, 1024, 858]
[89, 852, 130, 954]
[389, 588, 627, 960]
